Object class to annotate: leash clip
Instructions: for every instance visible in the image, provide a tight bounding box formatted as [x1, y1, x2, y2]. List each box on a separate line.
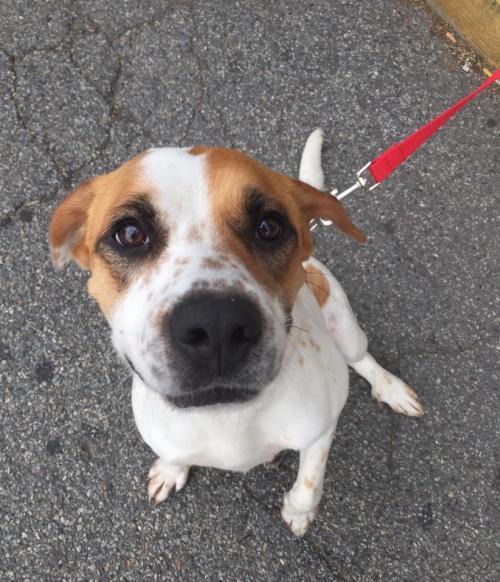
[337, 162, 380, 200]
[309, 162, 380, 231]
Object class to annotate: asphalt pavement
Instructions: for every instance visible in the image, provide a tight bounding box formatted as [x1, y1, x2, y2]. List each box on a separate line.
[0, 1, 499, 580]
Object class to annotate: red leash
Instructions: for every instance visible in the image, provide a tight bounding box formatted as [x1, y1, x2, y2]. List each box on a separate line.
[368, 69, 500, 185]
[324, 69, 500, 210]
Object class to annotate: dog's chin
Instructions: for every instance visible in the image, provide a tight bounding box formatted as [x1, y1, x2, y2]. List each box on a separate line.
[165, 386, 259, 409]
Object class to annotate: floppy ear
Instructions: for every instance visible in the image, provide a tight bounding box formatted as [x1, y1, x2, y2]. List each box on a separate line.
[293, 179, 366, 243]
[49, 180, 95, 270]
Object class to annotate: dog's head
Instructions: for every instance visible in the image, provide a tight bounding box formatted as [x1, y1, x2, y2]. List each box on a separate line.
[50, 147, 364, 407]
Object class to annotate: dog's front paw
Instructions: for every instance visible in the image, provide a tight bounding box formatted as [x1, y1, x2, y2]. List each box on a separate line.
[372, 372, 424, 417]
[147, 459, 190, 505]
[281, 492, 318, 537]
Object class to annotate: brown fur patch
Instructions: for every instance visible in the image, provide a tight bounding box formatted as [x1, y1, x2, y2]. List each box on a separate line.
[86, 256, 122, 318]
[190, 147, 310, 309]
[304, 478, 315, 490]
[304, 263, 330, 307]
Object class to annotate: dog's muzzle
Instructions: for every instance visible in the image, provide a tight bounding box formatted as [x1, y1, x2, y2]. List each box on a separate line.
[165, 292, 264, 407]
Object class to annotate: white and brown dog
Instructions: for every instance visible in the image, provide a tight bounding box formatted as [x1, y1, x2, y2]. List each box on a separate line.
[49, 130, 423, 536]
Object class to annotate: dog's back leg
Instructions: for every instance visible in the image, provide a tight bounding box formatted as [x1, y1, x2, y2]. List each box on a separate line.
[305, 257, 424, 416]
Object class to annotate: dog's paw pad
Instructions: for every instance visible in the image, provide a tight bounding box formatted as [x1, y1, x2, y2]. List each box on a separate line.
[281, 493, 318, 537]
[147, 459, 189, 505]
[372, 373, 424, 417]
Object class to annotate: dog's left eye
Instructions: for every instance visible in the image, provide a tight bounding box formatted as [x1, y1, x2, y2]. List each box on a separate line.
[113, 220, 149, 248]
[256, 213, 284, 242]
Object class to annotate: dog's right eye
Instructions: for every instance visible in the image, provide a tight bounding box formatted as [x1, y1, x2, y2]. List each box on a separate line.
[113, 220, 149, 249]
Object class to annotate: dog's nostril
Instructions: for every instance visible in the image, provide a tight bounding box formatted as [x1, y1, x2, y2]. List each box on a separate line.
[231, 325, 260, 344]
[184, 327, 209, 346]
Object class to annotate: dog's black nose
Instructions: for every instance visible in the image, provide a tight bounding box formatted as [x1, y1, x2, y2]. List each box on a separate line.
[169, 294, 263, 376]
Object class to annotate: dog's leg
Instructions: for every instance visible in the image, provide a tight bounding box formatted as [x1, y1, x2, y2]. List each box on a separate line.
[281, 427, 335, 536]
[147, 459, 190, 505]
[349, 353, 423, 416]
[305, 257, 424, 416]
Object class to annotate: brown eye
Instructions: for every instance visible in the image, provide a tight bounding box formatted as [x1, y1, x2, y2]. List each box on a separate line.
[114, 221, 148, 248]
[256, 213, 284, 242]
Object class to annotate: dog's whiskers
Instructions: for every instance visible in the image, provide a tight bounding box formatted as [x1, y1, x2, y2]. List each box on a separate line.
[290, 324, 309, 334]
[305, 278, 350, 309]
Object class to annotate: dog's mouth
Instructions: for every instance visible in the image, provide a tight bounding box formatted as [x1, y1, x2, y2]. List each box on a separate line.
[165, 386, 259, 408]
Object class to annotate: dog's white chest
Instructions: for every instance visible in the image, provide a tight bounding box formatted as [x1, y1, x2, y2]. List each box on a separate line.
[131, 286, 349, 472]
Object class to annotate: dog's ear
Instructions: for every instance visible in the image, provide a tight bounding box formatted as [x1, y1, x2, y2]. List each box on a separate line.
[293, 178, 366, 244]
[49, 180, 95, 270]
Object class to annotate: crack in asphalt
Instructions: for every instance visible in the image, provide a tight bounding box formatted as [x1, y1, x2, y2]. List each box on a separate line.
[0, 3, 192, 228]
[187, 0, 232, 146]
[1, 47, 67, 183]
[0, 3, 218, 227]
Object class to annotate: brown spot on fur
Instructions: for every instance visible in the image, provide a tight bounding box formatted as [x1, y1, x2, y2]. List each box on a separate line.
[187, 226, 202, 242]
[298, 355, 304, 366]
[201, 257, 224, 270]
[304, 478, 315, 490]
[139, 256, 163, 289]
[174, 257, 190, 266]
[310, 339, 321, 352]
[383, 373, 393, 385]
[304, 263, 330, 308]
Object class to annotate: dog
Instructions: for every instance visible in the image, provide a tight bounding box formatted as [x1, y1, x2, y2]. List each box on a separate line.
[49, 129, 423, 536]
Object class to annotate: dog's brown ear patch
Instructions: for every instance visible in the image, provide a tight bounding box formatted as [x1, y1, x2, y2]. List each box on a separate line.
[49, 180, 95, 269]
[293, 179, 366, 243]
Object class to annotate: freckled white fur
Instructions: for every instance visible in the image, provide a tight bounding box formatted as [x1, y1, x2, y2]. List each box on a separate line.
[120, 133, 423, 537]
[111, 148, 287, 396]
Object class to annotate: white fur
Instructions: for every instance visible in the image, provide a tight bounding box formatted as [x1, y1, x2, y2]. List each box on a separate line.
[121, 132, 423, 537]
[141, 147, 210, 227]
